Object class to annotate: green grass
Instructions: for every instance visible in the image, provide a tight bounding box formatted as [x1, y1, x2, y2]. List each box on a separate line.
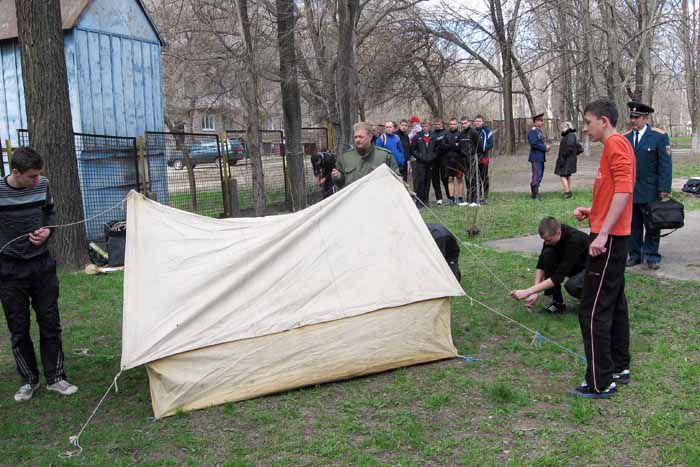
[0, 190, 699, 465]
[671, 136, 691, 149]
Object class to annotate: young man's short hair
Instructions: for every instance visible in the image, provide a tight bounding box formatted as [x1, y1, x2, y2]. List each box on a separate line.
[399, 119, 409, 125]
[474, 114, 485, 120]
[460, 116, 469, 122]
[538, 216, 561, 237]
[449, 117, 458, 123]
[584, 98, 619, 127]
[10, 147, 44, 173]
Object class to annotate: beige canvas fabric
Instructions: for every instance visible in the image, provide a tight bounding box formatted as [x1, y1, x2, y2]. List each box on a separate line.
[121, 165, 464, 370]
[147, 297, 456, 418]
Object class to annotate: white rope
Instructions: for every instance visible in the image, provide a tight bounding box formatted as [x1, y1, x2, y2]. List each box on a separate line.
[0, 197, 128, 257]
[59, 369, 123, 459]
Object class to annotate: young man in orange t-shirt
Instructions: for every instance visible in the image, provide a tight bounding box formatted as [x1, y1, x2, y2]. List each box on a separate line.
[570, 99, 636, 399]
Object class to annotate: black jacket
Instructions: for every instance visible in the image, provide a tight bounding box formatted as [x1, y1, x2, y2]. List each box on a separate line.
[441, 129, 462, 159]
[459, 127, 480, 159]
[397, 130, 410, 162]
[431, 128, 447, 158]
[411, 131, 437, 163]
[554, 129, 579, 176]
[536, 224, 590, 285]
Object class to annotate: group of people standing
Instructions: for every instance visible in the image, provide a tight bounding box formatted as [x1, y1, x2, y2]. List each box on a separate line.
[368, 116, 494, 209]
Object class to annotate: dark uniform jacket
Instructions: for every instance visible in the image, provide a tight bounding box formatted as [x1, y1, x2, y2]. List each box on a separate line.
[528, 127, 547, 162]
[624, 124, 672, 204]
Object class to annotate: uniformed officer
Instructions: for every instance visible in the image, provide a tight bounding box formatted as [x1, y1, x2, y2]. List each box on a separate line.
[332, 121, 399, 189]
[624, 102, 672, 270]
[527, 113, 551, 201]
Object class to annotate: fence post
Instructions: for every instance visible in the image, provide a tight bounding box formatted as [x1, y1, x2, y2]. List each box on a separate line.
[325, 120, 334, 150]
[137, 136, 149, 196]
[0, 139, 4, 177]
[5, 139, 13, 170]
[219, 132, 232, 217]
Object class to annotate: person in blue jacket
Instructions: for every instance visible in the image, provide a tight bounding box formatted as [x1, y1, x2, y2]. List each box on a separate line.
[527, 113, 551, 201]
[374, 121, 405, 171]
[624, 102, 673, 270]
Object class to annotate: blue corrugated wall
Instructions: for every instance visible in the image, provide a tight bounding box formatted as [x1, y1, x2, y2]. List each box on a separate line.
[0, 0, 166, 239]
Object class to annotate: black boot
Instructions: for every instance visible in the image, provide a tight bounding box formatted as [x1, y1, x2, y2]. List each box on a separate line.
[530, 185, 537, 199]
[534, 186, 543, 201]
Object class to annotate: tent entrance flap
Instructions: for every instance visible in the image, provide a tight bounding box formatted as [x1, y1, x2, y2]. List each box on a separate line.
[146, 298, 456, 418]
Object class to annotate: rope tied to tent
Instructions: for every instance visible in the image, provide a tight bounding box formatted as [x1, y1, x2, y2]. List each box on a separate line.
[0, 197, 128, 256]
[59, 368, 123, 459]
[396, 173, 586, 364]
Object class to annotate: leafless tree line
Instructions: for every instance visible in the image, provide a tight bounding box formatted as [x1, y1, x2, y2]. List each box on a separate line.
[147, 0, 700, 213]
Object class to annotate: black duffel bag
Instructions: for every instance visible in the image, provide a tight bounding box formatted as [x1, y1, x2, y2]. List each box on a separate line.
[104, 220, 127, 267]
[642, 197, 684, 236]
[682, 177, 700, 195]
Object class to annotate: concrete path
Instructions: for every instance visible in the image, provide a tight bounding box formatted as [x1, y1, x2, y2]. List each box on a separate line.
[485, 211, 700, 282]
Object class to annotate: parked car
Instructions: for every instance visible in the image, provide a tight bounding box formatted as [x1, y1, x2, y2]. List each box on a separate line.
[168, 138, 248, 170]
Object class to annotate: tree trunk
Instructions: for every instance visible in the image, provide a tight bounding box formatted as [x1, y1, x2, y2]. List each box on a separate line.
[680, 0, 700, 155]
[16, 0, 89, 268]
[276, 0, 306, 211]
[165, 117, 197, 211]
[336, 0, 360, 150]
[235, 0, 265, 215]
[501, 63, 515, 155]
[491, 0, 516, 154]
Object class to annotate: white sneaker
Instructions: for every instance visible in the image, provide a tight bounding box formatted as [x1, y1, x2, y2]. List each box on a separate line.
[436, 199, 443, 205]
[14, 383, 40, 402]
[458, 201, 469, 206]
[47, 379, 78, 396]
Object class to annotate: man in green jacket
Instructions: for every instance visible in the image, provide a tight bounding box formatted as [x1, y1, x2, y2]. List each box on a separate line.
[332, 122, 399, 189]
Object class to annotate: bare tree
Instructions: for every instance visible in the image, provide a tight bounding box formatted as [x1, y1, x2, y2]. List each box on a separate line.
[16, 0, 89, 268]
[277, 0, 307, 210]
[235, 0, 266, 215]
[678, 0, 700, 154]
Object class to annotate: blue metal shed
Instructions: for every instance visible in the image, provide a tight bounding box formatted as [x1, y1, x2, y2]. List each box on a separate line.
[0, 0, 167, 239]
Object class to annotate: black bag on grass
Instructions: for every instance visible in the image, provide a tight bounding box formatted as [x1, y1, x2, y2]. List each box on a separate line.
[682, 177, 700, 195]
[105, 220, 127, 267]
[426, 223, 461, 282]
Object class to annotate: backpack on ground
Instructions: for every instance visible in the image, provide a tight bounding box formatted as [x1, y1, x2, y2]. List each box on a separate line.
[682, 177, 700, 195]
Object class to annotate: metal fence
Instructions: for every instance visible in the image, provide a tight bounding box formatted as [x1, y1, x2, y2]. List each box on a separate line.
[145, 132, 229, 217]
[13, 128, 331, 235]
[302, 127, 331, 155]
[17, 129, 142, 241]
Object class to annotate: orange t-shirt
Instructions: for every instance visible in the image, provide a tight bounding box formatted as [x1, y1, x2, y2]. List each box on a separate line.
[589, 134, 636, 236]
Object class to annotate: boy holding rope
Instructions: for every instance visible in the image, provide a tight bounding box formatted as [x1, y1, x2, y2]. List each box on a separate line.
[0, 147, 78, 402]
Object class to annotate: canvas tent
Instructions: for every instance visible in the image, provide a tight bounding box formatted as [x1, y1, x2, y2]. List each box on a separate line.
[121, 165, 465, 418]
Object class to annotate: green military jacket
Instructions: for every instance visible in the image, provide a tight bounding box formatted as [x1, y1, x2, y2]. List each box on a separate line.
[335, 145, 399, 189]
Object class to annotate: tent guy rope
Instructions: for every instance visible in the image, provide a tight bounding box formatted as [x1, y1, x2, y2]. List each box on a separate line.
[401, 175, 586, 363]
